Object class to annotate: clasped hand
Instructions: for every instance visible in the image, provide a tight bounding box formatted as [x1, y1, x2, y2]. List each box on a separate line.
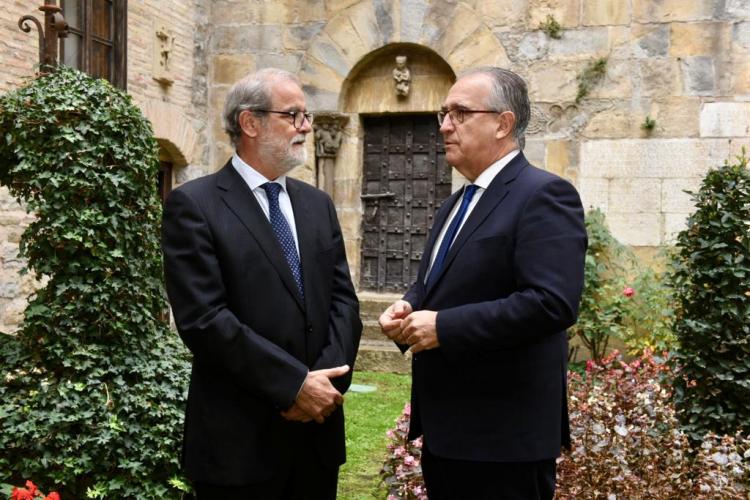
[281, 365, 348, 424]
[378, 300, 439, 353]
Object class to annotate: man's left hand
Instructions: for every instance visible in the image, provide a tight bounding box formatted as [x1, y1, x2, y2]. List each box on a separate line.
[281, 403, 314, 423]
[402, 310, 439, 353]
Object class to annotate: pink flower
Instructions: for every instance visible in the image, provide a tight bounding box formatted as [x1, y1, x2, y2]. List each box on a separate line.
[403, 403, 411, 416]
[623, 287, 635, 297]
[45, 494, 61, 500]
[586, 359, 596, 373]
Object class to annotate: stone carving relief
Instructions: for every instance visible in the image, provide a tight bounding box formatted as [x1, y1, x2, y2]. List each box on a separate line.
[392, 55, 411, 98]
[153, 24, 175, 86]
[526, 102, 612, 137]
[313, 114, 349, 197]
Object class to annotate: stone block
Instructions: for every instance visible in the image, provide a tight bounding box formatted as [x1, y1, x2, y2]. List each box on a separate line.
[400, 0, 430, 42]
[670, 22, 730, 57]
[325, 9, 373, 64]
[663, 213, 690, 244]
[588, 58, 633, 99]
[527, 62, 579, 102]
[638, 57, 681, 97]
[700, 102, 750, 137]
[733, 22, 750, 50]
[582, 0, 630, 26]
[726, 0, 750, 17]
[579, 177, 609, 211]
[210, 25, 284, 54]
[579, 139, 734, 179]
[609, 178, 661, 213]
[583, 103, 641, 139]
[649, 97, 701, 137]
[473, 0, 527, 26]
[447, 27, 511, 72]
[372, 0, 395, 43]
[211, 54, 256, 86]
[210, 0, 291, 24]
[0, 189, 23, 211]
[731, 59, 750, 95]
[434, 4, 482, 57]
[256, 52, 302, 73]
[523, 138, 546, 167]
[336, 208, 362, 238]
[299, 56, 346, 95]
[631, 23, 669, 58]
[517, 32, 549, 61]
[633, 0, 721, 22]
[606, 212, 662, 246]
[662, 178, 701, 213]
[545, 140, 572, 176]
[528, 0, 581, 29]
[308, 33, 352, 78]
[681, 56, 716, 95]
[547, 27, 609, 59]
[284, 22, 326, 51]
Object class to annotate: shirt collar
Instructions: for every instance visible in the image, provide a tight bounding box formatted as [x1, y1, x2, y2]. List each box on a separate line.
[231, 152, 288, 191]
[472, 149, 520, 190]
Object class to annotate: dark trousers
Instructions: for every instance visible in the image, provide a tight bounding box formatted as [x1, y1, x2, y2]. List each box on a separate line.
[421, 443, 556, 500]
[193, 444, 338, 500]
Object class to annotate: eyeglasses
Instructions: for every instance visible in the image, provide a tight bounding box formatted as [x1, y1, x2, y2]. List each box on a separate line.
[257, 110, 314, 129]
[437, 109, 501, 126]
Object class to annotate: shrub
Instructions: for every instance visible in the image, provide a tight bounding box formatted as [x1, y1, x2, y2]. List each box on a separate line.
[0, 67, 190, 499]
[382, 354, 750, 499]
[668, 150, 750, 440]
[558, 352, 749, 499]
[570, 209, 676, 361]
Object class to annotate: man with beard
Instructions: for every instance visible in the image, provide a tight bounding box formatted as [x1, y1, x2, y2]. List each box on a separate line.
[162, 68, 362, 499]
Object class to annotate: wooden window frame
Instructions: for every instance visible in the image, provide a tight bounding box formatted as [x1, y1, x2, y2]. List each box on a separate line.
[60, 0, 127, 90]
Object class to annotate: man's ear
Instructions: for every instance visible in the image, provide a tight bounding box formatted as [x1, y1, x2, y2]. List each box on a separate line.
[495, 111, 516, 140]
[239, 110, 260, 139]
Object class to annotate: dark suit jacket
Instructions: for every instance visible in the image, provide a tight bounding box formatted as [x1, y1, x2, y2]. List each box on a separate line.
[162, 161, 361, 485]
[403, 152, 586, 463]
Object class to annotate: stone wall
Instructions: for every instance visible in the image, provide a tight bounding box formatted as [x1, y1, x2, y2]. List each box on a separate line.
[207, 0, 750, 285]
[0, 0, 210, 332]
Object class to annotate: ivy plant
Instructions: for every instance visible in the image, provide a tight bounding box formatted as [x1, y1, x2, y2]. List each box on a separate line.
[0, 67, 190, 499]
[668, 150, 750, 440]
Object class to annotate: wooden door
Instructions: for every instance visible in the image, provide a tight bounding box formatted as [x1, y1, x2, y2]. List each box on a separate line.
[360, 115, 452, 293]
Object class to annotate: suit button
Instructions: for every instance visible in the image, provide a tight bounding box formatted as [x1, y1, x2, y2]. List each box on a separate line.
[307, 324, 313, 334]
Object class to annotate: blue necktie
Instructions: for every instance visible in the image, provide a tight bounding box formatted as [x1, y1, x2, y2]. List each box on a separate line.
[426, 184, 479, 288]
[261, 182, 304, 299]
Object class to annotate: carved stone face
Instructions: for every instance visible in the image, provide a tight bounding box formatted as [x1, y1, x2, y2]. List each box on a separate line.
[395, 55, 407, 69]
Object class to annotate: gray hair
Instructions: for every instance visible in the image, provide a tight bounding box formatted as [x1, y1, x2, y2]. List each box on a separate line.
[222, 68, 301, 147]
[460, 67, 530, 149]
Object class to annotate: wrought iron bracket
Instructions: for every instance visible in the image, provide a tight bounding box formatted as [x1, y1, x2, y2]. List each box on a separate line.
[18, 1, 68, 70]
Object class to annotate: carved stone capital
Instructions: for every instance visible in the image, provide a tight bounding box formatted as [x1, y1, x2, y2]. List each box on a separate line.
[313, 113, 349, 159]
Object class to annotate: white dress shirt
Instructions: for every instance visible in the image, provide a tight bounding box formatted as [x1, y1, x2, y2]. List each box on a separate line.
[231, 153, 301, 255]
[425, 149, 520, 282]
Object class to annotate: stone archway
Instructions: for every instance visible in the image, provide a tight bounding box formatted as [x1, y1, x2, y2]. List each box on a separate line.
[297, 1, 509, 289]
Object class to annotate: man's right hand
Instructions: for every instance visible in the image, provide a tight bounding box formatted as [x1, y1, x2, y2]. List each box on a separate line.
[288, 365, 349, 424]
[378, 300, 413, 342]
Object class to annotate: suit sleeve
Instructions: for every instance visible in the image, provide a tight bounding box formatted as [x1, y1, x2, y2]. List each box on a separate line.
[310, 197, 362, 393]
[162, 188, 308, 410]
[436, 178, 587, 354]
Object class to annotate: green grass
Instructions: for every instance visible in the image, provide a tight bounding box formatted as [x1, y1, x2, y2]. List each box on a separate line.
[337, 371, 411, 499]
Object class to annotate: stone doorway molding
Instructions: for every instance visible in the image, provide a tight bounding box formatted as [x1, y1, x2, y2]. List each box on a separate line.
[139, 98, 199, 185]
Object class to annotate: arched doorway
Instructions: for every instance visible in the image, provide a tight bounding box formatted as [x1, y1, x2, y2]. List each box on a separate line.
[339, 44, 456, 292]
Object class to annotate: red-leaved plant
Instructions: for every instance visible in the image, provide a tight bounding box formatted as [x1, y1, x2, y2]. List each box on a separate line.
[381, 352, 750, 499]
[10, 481, 60, 500]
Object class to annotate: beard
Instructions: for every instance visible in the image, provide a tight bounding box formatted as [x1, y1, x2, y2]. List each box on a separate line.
[258, 133, 307, 177]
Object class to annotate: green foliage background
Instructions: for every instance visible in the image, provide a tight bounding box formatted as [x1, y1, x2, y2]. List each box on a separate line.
[570, 209, 676, 362]
[0, 67, 190, 499]
[668, 150, 750, 440]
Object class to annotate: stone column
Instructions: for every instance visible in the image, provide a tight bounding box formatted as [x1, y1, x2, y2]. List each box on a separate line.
[313, 114, 349, 197]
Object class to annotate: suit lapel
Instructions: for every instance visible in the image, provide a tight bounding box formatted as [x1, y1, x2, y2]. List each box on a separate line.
[425, 153, 528, 294]
[216, 163, 305, 312]
[415, 188, 463, 289]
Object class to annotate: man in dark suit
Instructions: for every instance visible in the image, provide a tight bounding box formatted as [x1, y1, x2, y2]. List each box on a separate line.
[162, 68, 362, 499]
[379, 67, 587, 499]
